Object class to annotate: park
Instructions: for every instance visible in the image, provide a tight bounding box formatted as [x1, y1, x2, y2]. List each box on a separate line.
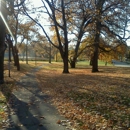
[0, 60, 130, 130]
[0, 0, 130, 130]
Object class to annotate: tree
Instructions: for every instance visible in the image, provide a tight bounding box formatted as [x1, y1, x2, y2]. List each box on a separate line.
[23, 0, 72, 73]
[20, 0, 130, 73]
[98, 38, 127, 64]
[0, 0, 16, 83]
[0, 0, 26, 84]
[86, 0, 130, 72]
[67, 0, 130, 71]
[31, 34, 53, 63]
[0, 1, 6, 84]
[67, 0, 93, 68]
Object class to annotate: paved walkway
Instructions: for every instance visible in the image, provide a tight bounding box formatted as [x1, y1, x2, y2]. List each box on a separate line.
[3, 66, 68, 130]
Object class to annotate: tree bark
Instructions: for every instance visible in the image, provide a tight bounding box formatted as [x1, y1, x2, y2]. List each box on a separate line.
[92, 20, 101, 72]
[61, 0, 69, 73]
[92, 0, 105, 72]
[90, 56, 93, 66]
[92, 42, 99, 72]
[63, 57, 69, 73]
[14, 46, 20, 71]
[0, 1, 7, 84]
[70, 60, 76, 68]
[69, 56, 76, 68]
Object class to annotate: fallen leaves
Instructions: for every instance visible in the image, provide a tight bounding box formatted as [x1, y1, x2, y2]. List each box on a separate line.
[0, 61, 41, 129]
[57, 119, 61, 124]
[36, 64, 130, 130]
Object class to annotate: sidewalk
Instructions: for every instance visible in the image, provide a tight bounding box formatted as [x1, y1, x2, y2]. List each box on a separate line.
[3, 66, 68, 130]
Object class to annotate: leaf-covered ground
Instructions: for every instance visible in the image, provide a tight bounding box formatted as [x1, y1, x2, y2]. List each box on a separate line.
[36, 63, 130, 130]
[0, 61, 42, 129]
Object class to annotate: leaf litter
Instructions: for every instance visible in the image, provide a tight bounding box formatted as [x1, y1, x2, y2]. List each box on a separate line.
[36, 65, 130, 130]
[1, 62, 130, 130]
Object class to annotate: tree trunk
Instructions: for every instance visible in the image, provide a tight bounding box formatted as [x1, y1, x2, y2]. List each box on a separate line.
[92, 23, 100, 72]
[63, 57, 69, 73]
[10, 40, 17, 66]
[69, 56, 76, 68]
[0, 48, 5, 84]
[92, 0, 105, 72]
[49, 44, 51, 63]
[25, 42, 28, 64]
[90, 55, 93, 66]
[49, 55, 51, 63]
[92, 44, 99, 72]
[49, 53, 51, 63]
[70, 60, 76, 68]
[0, 16, 6, 84]
[14, 46, 20, 71]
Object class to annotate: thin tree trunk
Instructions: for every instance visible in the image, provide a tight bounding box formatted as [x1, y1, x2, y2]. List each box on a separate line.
[14, 46, 20, 70]
[10, 40, 17, 66]
[49, 44, 51, 63]
[26, 41, 28, 64]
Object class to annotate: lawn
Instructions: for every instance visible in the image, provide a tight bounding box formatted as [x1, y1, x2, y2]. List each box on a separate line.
[0, 61, 130, 129]
[36, 62, 130, 130]
[76, 60, 112, 67]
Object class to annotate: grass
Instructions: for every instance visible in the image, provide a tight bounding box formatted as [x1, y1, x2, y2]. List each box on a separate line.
[0, 60, 129, 129]
[76, 60, 112, 67]
[36, 62, 130, 130]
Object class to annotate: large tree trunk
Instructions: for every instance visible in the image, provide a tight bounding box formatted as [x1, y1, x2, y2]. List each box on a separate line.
[63, 57, 69, 73]
[92, 21, 100, 72]
[92, 20, 100, 72]
[92, 43, 99, 72]
[0, 14, 6, 84]
[69, 57, 76, 68]
[92, 0, 105, 72]
[70, 60, 76, 68]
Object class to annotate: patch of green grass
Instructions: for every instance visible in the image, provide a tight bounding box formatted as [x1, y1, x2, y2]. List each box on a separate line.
[76, 60, 112, 67]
